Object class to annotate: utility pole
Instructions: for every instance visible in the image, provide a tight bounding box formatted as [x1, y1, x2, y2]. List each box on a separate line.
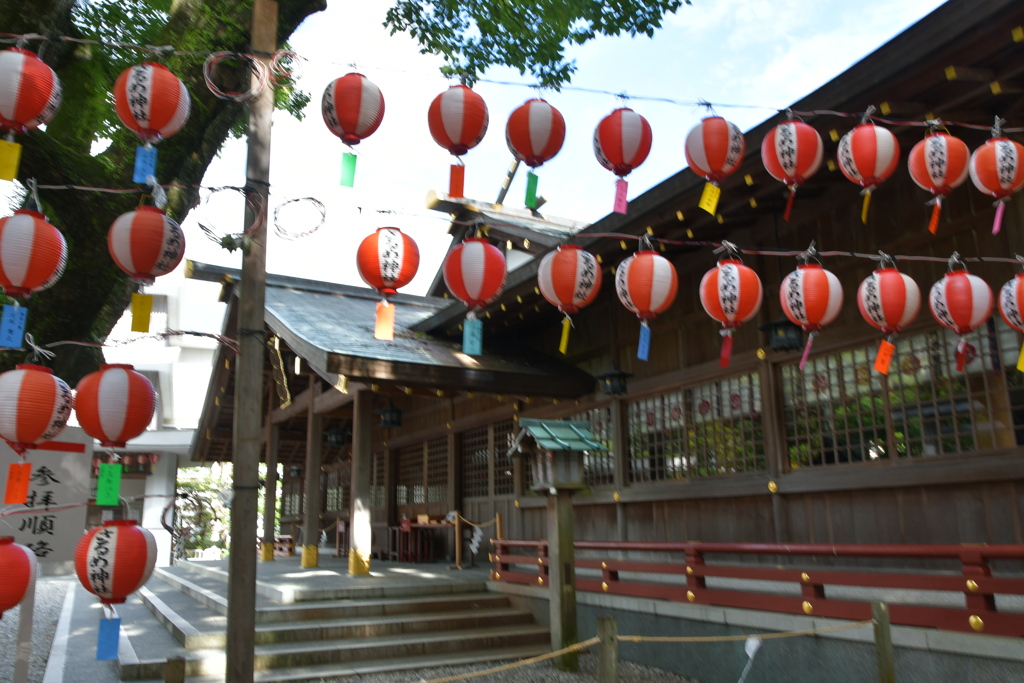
[227, 1, 276, 681]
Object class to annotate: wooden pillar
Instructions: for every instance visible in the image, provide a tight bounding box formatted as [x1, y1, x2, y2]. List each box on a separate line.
[872, 602, 895, 683]
[349, 388, 373, 575]
[260, 422, 279, 561]
[597, 617, 619, 683]
[547, 489, 578, 671]
[301, 378, 322, 568]
[226, 1, 275, 680]
[611, 397, 628, 542]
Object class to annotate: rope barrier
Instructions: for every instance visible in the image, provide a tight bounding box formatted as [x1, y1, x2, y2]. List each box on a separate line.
[457, 514, 497, 528]
[416, 637, 600, 683]
[617, 619, 874, 643]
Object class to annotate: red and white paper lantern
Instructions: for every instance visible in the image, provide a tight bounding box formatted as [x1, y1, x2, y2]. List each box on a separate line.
[593, 107, 652, 213]
[908, 132, 970, 233]
[538, 245, 602, 315]
[0, 209, 67, 298]
[0, 364, 71, 454]
[615, 250, 677, 320]
[837, 122, 900, 223]
[321, 73, 384, 146]
[929, 268, 993, 371]
[538, 245, 602, 353]
[780, 264, 844, 369]
[857, 267, 921, 335]
[761, 119, 824, 221]
[969, 135, 1024, 235]
[0, 536, 35, 619]
[506, 98, 566, 168]
[0, 48, 62, 136]
[428, 85, 488, 197]
[699, 259, 763, 367]
[998, 273, 1024, 370]
[75, 364, 156, 448]
[356, 227, 420, 340]
[108, 206, 185, 285]
[685, 116, 745, 185]
[113, 63, 190, 143]
[75, 520, 156, 605]
[443, 237, 506, 311]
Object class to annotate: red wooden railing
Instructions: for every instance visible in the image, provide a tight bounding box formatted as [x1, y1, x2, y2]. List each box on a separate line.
[491, 540, 1024, 638]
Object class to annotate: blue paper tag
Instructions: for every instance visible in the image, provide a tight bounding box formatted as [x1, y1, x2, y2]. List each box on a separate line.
[463, 317, 483, 356]
[97, 617, 121, 660]
[0, 304, 27, 348]
[132, 145, 158, 184]
[637, 323, 651, 361]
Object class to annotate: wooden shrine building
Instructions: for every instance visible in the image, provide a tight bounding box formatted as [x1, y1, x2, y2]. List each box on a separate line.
[191, 0, 1024, 571]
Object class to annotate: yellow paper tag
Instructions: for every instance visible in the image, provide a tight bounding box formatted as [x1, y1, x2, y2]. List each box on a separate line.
[1017, 340, 1024, 373]
[558, 316, 571, 355]
[861, 191, 872, 225]
[873, 339, 896, 375]
[374, 300, 395, 341]
[698, 182, 721, 215]
[0, 140, 22, 181]
[131, 293, 153, 332]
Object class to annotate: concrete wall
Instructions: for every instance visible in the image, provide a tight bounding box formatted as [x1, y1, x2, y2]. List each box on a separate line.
[494, 583, 1024, 683]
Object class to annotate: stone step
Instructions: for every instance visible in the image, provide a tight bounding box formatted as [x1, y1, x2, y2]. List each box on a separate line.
[165, 561, 488, 603]
[130, 644, 553, 683]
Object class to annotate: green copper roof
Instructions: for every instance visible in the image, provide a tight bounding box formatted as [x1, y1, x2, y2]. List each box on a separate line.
[515, 418, 607, 452]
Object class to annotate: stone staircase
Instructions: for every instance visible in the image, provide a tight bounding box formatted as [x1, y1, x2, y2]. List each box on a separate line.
[118, 561, 549, 682]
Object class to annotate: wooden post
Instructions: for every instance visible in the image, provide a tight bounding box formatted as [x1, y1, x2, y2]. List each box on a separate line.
[349, 388, 373, 574]
[547, 489, 578, 671]
[164, 657, 186, 683]
[454, 511, 463, 569]
[597, 617, 619, 683]
[495, 511, 504, 540]
[301, 377, 323, 568]
[226, 1, 276, 681]
[872, 602, 895, 683]
[260, 422, 279, 561]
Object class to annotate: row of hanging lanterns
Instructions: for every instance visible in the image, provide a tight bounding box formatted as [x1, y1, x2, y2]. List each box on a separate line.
[0, 363, 155, 456]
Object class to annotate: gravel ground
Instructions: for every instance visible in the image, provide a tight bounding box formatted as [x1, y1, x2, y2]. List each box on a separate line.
[325, 654, 701, 683]
[0, 575, 72, 683]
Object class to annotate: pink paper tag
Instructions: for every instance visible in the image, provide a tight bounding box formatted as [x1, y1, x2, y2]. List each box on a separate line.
[613, 179, 628, 214]
[993, 201, 1006, 235]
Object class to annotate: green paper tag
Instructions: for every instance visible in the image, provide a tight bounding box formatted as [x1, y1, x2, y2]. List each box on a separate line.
[525, 171, 539, 208]
[463, 317, 483, 356]
[96, 463, 122, 506]
[341, 152, 357, 187]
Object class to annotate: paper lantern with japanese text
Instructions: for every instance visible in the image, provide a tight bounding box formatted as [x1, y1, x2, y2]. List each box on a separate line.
[685, 116, 745, 185]
[969, 135, 1024, 235]
[74, 520, 156, 605]
[0, 537, 35, 619]
[908, 131, 970, 233]
[113, 63, 190, 143]
[0, 209, 67, 298]
[108, 206, 185, 285]
[321, 73, 384, 145]
[780, 264, 844, 369]
[998, 273, 1024, 370]
[74, 364, 156, 448]
[0, 48, 62, 136]
[0, 364, 72, 454]
[538, 245, 602, 353]
[837, 123, 900, 223]
[929, 268, 993, 371]
[700, 259, 763, 367]
[506, 99, 565, 168]
[857, 267, 921, 335]
[761, 119, 823, 221]
[615, 250, 677, 320]
[356, 227, 420, 340]
[593, 107, 652, 213]
[443, 237, 506, 311]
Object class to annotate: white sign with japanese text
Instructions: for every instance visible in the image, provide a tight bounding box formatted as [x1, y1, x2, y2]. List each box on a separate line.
[0, 427, 92, 574]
